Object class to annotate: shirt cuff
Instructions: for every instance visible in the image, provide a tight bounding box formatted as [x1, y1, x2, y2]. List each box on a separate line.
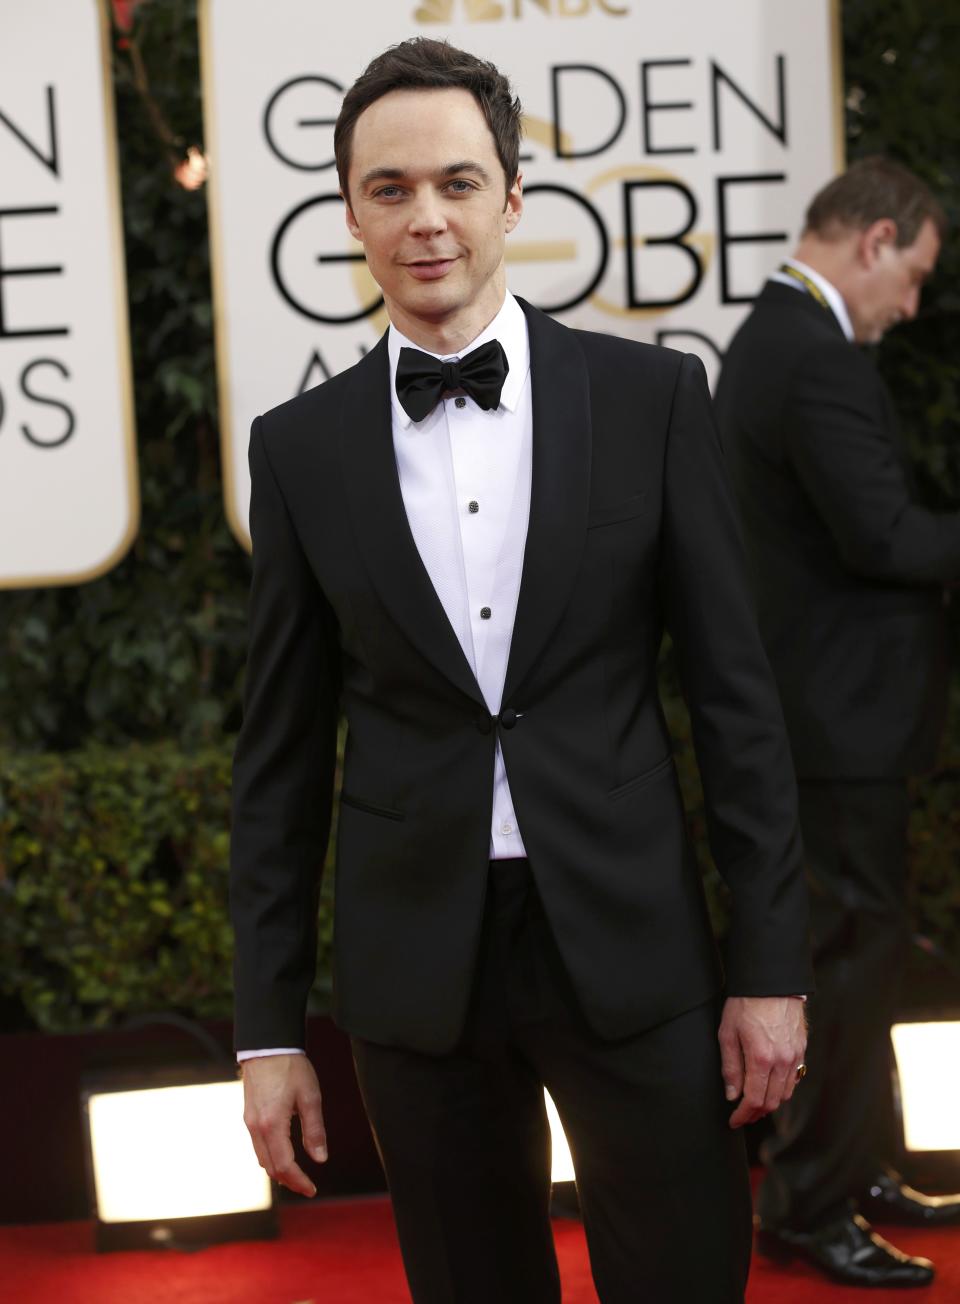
[236, 1047, 306, 1062]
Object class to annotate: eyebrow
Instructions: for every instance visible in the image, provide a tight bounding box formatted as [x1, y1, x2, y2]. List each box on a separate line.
[358, 160, 493, 189]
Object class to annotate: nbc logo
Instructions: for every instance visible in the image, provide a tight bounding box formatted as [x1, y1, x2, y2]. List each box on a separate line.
[414, 0, 628, 21]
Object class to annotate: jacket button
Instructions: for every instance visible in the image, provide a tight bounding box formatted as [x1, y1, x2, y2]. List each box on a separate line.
[475, 715, 493, 735]
[500, 708, 517, 729]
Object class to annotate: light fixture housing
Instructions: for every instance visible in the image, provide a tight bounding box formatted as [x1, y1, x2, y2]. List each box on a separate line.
[81, 1063, 277, 1252]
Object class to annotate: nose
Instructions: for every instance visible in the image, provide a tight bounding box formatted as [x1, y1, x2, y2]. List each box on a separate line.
[407, 187, 447, 238]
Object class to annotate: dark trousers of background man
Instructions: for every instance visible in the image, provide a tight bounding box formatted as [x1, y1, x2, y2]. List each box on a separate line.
[352, 858, 753, 1304]
[758, 780, 910, 1230]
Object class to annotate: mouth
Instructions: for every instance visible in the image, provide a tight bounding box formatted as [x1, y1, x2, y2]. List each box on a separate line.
[404, 257, 459, 281]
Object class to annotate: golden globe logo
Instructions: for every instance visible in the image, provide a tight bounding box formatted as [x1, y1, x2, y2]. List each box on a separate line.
[415, 0, 629, 21]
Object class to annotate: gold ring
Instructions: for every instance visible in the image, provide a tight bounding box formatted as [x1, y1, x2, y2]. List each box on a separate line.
[795, 1063, 808, 1083]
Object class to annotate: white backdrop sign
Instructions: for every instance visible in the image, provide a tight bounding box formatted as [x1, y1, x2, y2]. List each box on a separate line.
[201, 0, 842, 547]
[0, 0, 138, 588]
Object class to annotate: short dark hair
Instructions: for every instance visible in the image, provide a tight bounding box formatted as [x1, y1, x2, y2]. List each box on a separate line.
[804, 156, 947, 247]
[334, 38, 523, 203]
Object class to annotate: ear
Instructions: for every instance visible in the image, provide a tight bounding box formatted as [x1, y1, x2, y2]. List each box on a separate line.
[860, 217, 898, 267]
[504, 172, 523, 234]
[342, 193, 363, 244]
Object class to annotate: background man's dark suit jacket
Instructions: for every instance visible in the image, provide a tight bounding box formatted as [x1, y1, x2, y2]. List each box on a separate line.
[230, 298, 812, 1056]
[714, 281, 960, 780]
[714, 278, 960, 1230]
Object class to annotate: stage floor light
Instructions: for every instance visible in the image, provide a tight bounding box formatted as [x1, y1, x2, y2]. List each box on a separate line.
[82, 1065, 276, 1252]
[546, 1088, 576, 1183]
[891, 1020, 960, 1154]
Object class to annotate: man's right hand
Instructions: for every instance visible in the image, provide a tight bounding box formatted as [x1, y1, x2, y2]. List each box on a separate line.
[241, 1053, 327, 1197]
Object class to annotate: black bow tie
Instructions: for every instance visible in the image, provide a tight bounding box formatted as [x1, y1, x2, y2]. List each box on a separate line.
[395, 339, 509, 423]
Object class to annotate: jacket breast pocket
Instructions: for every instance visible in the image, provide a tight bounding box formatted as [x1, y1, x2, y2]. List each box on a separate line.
[608, 754, 674, 801]
[587, 492, 647, 529]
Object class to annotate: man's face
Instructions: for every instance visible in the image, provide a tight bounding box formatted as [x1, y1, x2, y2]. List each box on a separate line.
[343, 88, 522, 339]
[851, 217, 940, 343]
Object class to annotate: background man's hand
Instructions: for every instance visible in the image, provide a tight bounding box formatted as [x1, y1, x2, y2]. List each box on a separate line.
[241, 1054, 327, 1197]
[718, 996, 807, 1129]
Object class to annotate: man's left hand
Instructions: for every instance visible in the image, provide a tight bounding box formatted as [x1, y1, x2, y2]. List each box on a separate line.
[718, 996, 808, 1129]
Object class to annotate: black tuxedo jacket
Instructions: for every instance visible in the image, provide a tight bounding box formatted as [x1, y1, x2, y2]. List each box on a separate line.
[714, 281, 960, 780]
[230, 298, 813, 1055]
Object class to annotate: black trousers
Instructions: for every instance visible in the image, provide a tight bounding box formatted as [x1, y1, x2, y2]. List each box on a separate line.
[757, 779, 910, 1230]
[352, 858, 752, 1304]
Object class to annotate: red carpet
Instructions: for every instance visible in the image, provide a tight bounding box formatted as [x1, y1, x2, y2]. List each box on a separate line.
[3, 1195, 959, 1302]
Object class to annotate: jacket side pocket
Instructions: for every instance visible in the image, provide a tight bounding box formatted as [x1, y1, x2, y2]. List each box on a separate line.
[339, 792, 405, 821]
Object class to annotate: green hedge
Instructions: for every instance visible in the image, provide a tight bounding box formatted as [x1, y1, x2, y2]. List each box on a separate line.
[0, 742, 337, 1032]
[2, 715, 956, 1033]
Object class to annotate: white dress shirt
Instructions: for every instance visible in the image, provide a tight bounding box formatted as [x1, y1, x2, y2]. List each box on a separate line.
[770, 257, 856, 343]
[239, 292, 532, 1062]
[389, 291, 532, 860]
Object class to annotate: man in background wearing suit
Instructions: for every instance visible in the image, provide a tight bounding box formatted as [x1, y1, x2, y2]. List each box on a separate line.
[231, 38, 812, 1304]
[716, 157, 960, 1289]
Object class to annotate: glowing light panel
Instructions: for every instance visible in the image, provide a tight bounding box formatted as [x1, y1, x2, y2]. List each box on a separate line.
[545, 1089, 576, 1184]
[891, 1022, 960, 1152]
[87, 1079, 272, 1222]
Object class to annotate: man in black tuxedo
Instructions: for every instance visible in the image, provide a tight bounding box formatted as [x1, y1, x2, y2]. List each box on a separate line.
[716, 157, 960, 1289]
[231, 38, 812, 1304]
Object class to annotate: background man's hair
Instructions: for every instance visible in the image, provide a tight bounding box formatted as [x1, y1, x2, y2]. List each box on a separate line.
[805, 156, 947, 246]
[334, 37, 523, 203]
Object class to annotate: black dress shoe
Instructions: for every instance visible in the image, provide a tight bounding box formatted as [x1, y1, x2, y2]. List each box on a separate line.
[756, 1213, 935, 1287]
[860, 1170, 960, 1227]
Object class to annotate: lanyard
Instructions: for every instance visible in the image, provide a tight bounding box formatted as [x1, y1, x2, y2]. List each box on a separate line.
[778, 263, 831, 312]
